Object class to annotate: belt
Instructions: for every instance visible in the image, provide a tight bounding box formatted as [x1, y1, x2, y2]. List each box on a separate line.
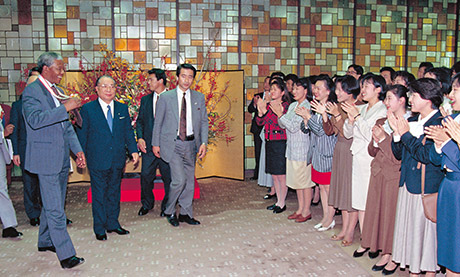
[177, 134, 195, 141]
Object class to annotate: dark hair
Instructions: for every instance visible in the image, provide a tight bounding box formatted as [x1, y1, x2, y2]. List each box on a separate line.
[294, 77, 313, 102]
[419, 62, 434, 70]
[314, 74, 337, 103]
[29, 66, 40, 76]
[386, 84, 409, 108]
[452, 72, 460, 87]
[380, 67, 396, 81]
[424, 67, 452, 95]
[176, 63, 196, 78]
[409, 78, 443, 109]
[335, 75, 360, 99]
[148, 68, 167, 85]
[348, 64, 364, 76]
[270, 77, 291, 104]
[452, 61, 460, 75]
[285, 74, 299, 83]
[394, 70, 416, 87]
[358, 72, 373, 86]
[361, 73, 387, 100]
[270, 71, 285, 81]
[95, 75, 115, 86]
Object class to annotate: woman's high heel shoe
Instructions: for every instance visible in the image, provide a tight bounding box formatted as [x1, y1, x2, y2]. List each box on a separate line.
[317, 220, 335, 232]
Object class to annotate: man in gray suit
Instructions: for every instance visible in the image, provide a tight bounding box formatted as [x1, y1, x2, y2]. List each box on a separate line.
[22, 52, 86, 269]
[152, 63, 208, 227]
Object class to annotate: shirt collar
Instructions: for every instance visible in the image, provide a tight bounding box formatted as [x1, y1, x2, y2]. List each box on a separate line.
[98, 97, 114, 108]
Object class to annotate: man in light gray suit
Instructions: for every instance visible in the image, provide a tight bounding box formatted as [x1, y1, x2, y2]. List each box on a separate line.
[22, 52, 86, 269]
[152, 63, 208, 227]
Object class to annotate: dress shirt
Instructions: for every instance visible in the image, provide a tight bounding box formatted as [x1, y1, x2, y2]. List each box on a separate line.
[39, 76, 61, 107]
[98, 98, 114, 119]
[152, 89, 166, 117]
[393, 109, 438, 142]
[176, 87, 193, 136]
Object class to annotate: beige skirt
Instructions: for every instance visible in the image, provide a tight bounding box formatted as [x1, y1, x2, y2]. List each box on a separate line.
[286, 160, 315, 189]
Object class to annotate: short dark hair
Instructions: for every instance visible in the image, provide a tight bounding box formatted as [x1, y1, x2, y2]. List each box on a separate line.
[361, 73, 387, 100]
[285, 74, 298, 83]
[29, 66, 40, 76]
[314, 74, 337, 103]
[95, 75, 115, 86]
[348, 64, 364, 76]
[294, 77, 313, 102]
[409, 78, 443, 109]
[419, 62, 434, 69]
[452, 61, 460, 75]
[380, 67, 396, 81]
[387, 84, 409, 108]
[176, 63, 196, 78]
[148, 68, 167, 85]
[452, 72, 460, 86]
[395, 70, 416, 87]
[424, 67, 452, 95]
[335, 75, 360, 99]
[270, 71, 285, 81]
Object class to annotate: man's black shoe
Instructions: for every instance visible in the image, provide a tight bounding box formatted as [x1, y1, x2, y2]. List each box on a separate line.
[107, 227, 129, 235]
[95, 233, 107, 241]
[138, 207, 149, 216]
[60, 256, 85, 269]
[178, 214, 200, 225]
[30, 218, 40, 226]
[2, 227, 23, 238]
[38, 246, 56, 252]
[166, 214, 179, 227]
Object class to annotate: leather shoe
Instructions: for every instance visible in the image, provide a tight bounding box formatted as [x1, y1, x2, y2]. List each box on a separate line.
[60, 256, 85, 269]
[160, 211, 166, 217]
[382, 265, 398, 275]
[287, 212, 300, 220]
[369, 250, 380, 259]
[273, 205, 286, 213]
[178, 214, 200, 225]
[372, 263, 387, 271]
[2, 227, 23, 238]
[263, 193, 276, 200]
[107, 227, 129, 235]
[166, 214, 179, 227]
[66, 218, 72, 225]
[38, 246, 56, 252]
[30, 218, 40, 226]
[295, 214, 312, 223]
[353, 248, 369, 258]
[138, 207, 149, 216]
[95, 233, 107, 241]
[266, 204, 276, 210]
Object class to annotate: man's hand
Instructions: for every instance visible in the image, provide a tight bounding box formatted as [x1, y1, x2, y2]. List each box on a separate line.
[64, 98, 82, 112]
[13, 155, 20, 167]
[76, 151, 86, 168]
[4, 124, 14, 137]
[131, 152, 139, 167]
[198, 144, 207, 159]
[152, 146, 161, 158]
[137, 138, 147, 153]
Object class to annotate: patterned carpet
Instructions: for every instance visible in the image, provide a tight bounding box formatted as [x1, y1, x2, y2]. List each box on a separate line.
[1, 177, 412, 276]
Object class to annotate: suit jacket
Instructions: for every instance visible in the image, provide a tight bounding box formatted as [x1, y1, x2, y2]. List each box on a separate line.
[248, 92, 264, 135]
[77, 100, 137, 170]
[22, 79, 82, 175]
[391, 110, 444, 194]
[136, 93, 155, 153]
[10, 97, 27, 164]
[152, 88, 208, 163]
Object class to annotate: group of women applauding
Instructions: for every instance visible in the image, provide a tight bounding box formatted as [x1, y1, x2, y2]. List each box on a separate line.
[252, 64, 460, 276]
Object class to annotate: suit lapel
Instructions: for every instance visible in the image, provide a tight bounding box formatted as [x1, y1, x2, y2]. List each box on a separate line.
[39, 82, 58, 109]
[95, 101, 112, 134]
[171, 89, 179, 123]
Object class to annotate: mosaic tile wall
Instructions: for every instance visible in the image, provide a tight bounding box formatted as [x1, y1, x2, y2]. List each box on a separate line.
[0, 0, 459, 171]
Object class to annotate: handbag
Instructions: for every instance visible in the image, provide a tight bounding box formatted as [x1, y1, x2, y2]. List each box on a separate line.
[419, 136, 437, 223]
[420, 163, 437, 223]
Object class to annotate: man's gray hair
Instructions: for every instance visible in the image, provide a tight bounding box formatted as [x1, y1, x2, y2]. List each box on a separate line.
[37, 52, 63, 71]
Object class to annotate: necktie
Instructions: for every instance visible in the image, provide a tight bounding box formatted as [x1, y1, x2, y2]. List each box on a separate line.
[107, 105, 113, 132]
[179, 92, 187, 141]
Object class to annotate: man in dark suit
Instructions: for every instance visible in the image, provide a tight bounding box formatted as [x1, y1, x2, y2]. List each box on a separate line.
[152, 63, 208, 227]
[10, 74, 41, 227]
[22, 52, 86, 269]
[247, 76, 270, 180]
[77, 75, 139, 241]
[136, 68, 171, 217]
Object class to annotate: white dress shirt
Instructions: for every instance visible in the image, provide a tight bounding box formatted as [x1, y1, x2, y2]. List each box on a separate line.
[98, 97, 114, 119]
[176, 87, 193, 136]
[152, 89, 166, 117]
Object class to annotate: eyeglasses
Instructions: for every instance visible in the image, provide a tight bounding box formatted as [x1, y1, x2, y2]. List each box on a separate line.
[98, 84, 116, 89]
